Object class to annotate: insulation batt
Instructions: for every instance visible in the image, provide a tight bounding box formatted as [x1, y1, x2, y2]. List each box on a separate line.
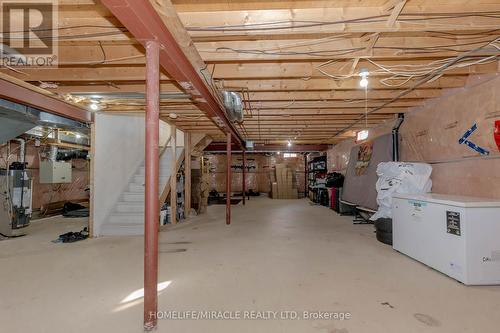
[371, 162, 432, 220]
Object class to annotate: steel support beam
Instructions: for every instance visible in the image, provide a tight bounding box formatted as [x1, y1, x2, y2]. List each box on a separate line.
[100, 0, 244, 147]
[144, 40, 160, 331]
[0, 78, 91, 123]
[242, 150, 246, 205]
[226, 132, 232, 225]
[184, 132, 192, 216]
[304, 153, 309, 197]
[205, 143, 329, 152]
[170, 125, 177, 225]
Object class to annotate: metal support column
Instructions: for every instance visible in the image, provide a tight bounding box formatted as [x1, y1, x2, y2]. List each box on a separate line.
[242, 150, 246, 205]
[226, 133, 232, 225]
[184, 132, 191, 216]
[304, 153, 308, 198]
[170, 125, 177, 225]
[144, 40, 160, 331]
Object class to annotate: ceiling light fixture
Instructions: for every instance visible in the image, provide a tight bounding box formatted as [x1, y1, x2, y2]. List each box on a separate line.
[357, 129, 369, 141]
[287, 140, 292, 147]
[359, 68, 369, 88]
[89, 100, 100, 111]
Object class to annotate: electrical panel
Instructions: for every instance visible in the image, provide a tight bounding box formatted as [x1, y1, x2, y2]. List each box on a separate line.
[39, 161, 72, 184]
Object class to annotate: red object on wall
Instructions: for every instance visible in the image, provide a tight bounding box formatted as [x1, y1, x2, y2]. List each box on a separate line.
[495, 120, 500, 152]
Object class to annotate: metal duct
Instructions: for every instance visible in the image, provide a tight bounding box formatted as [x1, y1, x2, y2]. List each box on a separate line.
[48, 146, 58, 161]
[0, 98, 89, 144]
[222, 91, 244, 123]
[14, 139, 26, 163]
[56, 149, 88, 161]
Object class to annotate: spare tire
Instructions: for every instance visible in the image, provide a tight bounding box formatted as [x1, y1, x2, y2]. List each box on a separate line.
[376, 230, 393, 246]
[375, 218, 392, 233]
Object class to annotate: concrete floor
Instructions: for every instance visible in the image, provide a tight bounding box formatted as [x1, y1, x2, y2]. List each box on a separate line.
[1, 197, 499, 333]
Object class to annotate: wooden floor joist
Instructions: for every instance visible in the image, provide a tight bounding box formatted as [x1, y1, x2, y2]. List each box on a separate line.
[0, 0, 498, 145]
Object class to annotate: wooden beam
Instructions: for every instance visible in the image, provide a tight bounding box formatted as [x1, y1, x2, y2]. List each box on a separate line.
[386, 0, 408, 27]
[100, 0, 245, 146]
[184, 131, 192, 217]
[0, 73, 91, 123]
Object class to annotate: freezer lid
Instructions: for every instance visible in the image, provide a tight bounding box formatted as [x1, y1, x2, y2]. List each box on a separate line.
[392, 193, 500, 208]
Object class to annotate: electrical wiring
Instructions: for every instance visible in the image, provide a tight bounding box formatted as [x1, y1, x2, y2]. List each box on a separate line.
[330, 37, 500, 139]
[186, 15, 390, 31]
[234, 34, 352, 53]
[210, 46, 365, 57]
[186, 12, 500, 32]
[312, 37, 499, 88]
[1, 31, 128, 41]
[56, 54, 145, 66]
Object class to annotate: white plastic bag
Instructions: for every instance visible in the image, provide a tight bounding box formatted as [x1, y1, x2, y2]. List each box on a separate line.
[371, 162, 432, 220]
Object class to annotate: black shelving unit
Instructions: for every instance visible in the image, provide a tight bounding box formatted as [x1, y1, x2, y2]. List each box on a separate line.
[307, 156, 328, 204]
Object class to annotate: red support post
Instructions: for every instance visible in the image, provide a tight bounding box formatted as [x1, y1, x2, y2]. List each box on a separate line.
[144, 40, 160, 331]
[242, 150, 246, 205]
[304, 153, 308, 198]
[226, 133, 232, 225]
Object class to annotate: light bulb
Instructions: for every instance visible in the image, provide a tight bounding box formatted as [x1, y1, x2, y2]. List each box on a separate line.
[90, 103, 99, 111]
[359, 77, 368, 88]
[287, 140, 292, 147]
[357, 130, 369, 141]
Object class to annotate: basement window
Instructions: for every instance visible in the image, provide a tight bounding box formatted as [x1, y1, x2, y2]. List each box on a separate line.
[283, 153, 297, 158]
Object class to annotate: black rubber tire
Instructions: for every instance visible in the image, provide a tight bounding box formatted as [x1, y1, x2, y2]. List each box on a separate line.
[376, 230, 393, 246]
[375, 218, 393, 233]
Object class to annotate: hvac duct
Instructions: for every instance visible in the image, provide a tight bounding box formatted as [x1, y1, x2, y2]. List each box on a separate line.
[222, 91, 244, 123]
[13, 138, 26, 164]
[48, 145, 58, 161]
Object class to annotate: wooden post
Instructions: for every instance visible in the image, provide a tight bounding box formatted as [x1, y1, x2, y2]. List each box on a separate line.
[170, 125, 177, 225]
[143, 40, 160, 331]
[242, 150, 246, 205]
[226, 133, 232, 225]
[184, 132, 191, 217]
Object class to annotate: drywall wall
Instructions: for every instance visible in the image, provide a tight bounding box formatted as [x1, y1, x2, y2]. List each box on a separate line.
[327, 73, 500, 199]
[92, 114, 180, 236]
[93, 113, 145, 235]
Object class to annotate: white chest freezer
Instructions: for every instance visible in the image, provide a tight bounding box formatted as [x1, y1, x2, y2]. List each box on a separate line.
[392, 193, 500, 285]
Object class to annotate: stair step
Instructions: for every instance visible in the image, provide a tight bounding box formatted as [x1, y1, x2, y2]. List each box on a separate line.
[122, 191, 144, 202]
[108, 212, 143, 225]
[132, 175, 169, 185]
[137, 167, 172, 175]
[116, 201, 145, 213]
[100, 220, 144, 236]
[129, 183, 144, 192]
